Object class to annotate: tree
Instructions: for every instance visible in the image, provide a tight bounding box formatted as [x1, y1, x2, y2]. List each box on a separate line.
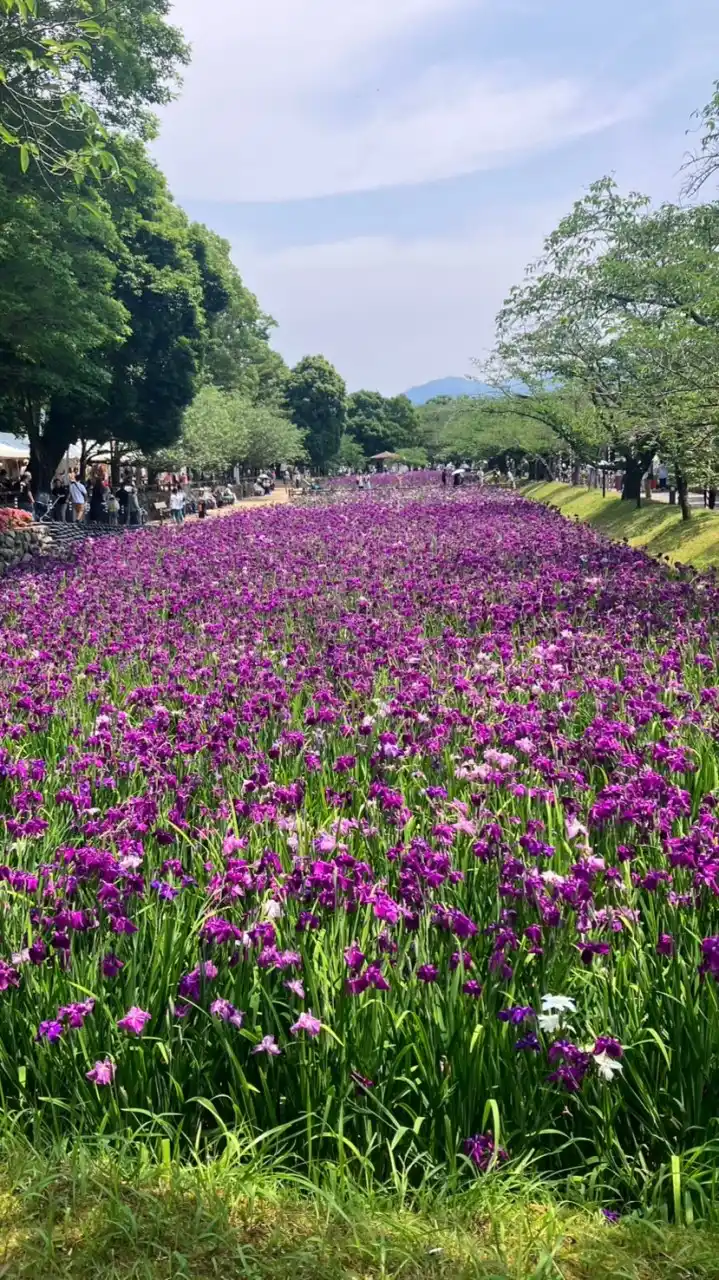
[153, 388, 305, 476]
[336, 433, 366, 473]
[0, 151, 128, 487]
[155, 386, 246, 475]
[46, 149, 230, 483]
[346, 390, 421, 459]
[285, 355, 346, 470]
[492, 179, 719, 510]
[416, 394, 563, 471]
[346, 391, 390, 457]
[200, 233, 288, 406]
[0, 0, 188, 180]
[683, 81, 719, 197]
[241, 402, 305, 470]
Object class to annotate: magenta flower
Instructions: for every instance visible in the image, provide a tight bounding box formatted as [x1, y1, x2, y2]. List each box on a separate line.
[497, 1005, 534, 1025]
[416, 964, 439, 983]
[290, 1010, 322, 1037]
[252, 1034, 281, 1056]
[36, 1019, 64, 1043]
[0, 960, 20, 992]
[210, 998, 245, 1029]
[117, 1006, 151, 1036]
[102, 953, 125, 978]
[86, 1058, 116, 1086]
[344, 943, 365, 972]
[284, 979, 306, 998]
[463, 1132, 508, 1171]
[58, 999, 95, 1029]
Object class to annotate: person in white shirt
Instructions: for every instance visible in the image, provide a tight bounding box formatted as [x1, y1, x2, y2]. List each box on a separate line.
[169, 485, 185, 525]
[69, 475, 87, 522]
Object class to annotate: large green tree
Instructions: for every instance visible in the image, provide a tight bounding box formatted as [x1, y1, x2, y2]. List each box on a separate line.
[346, 390, 420, 459]
[154, 387, 306, 476]
[38, 147, 227, 486]
[416, 394, 563, 471]
[285, 355, 346, 470]
[0, 150, 128, 485]
[201, 235, 288, 406]
[492, 179, 719, 511]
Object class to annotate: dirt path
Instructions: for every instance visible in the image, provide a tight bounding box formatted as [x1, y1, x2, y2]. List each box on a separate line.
[161, 488, 290, 526]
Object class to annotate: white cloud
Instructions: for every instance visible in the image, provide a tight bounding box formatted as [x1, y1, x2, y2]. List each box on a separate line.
[231, 210, 564, 392]
[155, 0, 641, 202]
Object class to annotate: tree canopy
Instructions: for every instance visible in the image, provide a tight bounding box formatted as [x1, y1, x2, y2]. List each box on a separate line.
[346, 390, 421, 460]
[487, 175, 719, 514]
[0, 0, 188, 179]
[153, 386, 306, 476]
[285, 355, 347, 471]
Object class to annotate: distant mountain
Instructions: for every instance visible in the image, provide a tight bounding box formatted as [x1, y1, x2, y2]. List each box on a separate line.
[402, 377, 500, 405]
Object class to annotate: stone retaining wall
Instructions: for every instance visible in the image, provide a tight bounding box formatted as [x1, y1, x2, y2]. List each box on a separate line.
[0, 525, 52, 576]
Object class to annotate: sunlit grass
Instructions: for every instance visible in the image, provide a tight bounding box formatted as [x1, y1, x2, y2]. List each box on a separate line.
[522, 482, 719, 568]
[2, 1142, 719, 1280]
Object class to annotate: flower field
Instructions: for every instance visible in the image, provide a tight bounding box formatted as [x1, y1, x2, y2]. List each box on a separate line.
[1, 484, 719, 1212]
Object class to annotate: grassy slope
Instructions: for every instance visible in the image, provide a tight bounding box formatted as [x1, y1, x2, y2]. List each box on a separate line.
[2, 1154, 719, 1280]
[522, 483, 719, 570]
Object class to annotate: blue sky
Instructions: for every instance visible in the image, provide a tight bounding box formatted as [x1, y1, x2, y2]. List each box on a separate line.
[153, 0, 719, 394]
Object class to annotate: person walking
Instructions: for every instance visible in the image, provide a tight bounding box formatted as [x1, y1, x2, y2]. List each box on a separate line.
[126, 483, 142, 528]
[50, 477, 69, 522]
[116, 480, 129, 526]
[89, 473, 107, 523]
[69, 474, 87, 522]
[18, 474, 34, 514]
[106, 490, 120, 526]
[169, 484, 185, 526]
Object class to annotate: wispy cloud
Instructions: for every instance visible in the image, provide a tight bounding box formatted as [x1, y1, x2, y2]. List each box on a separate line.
[230, 210, 567, 391]
[157, 0, 644, 202]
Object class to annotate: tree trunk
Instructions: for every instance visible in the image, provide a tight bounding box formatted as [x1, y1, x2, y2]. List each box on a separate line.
[677, 473, 691, 522]
[109, 441, 121, 488]
[621, 457, 643, 505]
[28, 401, 80, 495]
[27, 412, 71, 496]
[709, 488, 717, 510]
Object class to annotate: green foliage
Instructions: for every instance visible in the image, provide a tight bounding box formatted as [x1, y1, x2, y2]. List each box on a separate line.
[3, 1143, 719, 1280]
[240, 399, 306, 469]
[347, 390, 421, 458]
[336, 433, 367, 473]
[0, 148, 129, 479]
[417, 395, 563, 465]
[492, 177, 719, 509]
[0, 133, 288, 484]
[155, 386, 306, 475]
[60, 147, 219, 466]
[0, 0, 188, 180]
[286, 355, 347, 469]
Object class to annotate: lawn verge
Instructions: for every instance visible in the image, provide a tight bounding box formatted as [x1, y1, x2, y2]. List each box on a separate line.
[521, 482, 719, 569]
[1, 1148, 719, 1280]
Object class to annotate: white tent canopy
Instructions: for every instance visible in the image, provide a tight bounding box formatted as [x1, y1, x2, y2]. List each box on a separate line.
[0, 433, 85, 467]
[0, 441, 29, 461]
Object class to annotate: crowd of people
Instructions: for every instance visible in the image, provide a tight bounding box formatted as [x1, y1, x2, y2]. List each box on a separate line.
[47, 470, 145, 526]
[0, 466, 35, 514]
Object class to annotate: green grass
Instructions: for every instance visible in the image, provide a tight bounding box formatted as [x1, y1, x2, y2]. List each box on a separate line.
[522, 483, 719, 569]
[2, 1147, 719, 1279]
